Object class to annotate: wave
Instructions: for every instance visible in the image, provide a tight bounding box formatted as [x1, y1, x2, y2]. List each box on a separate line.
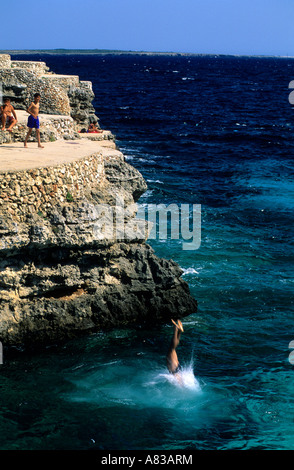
[181, 267, 200, 275]
[124, 154, 156, 164]
[146, 179, 164, 184]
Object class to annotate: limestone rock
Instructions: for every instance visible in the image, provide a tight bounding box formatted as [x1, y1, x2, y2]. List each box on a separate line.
[0, 242, 197, 346]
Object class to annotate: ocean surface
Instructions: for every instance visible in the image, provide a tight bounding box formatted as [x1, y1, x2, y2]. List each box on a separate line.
[1, 53, 294, 450]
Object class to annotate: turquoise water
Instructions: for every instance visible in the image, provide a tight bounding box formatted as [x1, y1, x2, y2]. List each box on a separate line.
[2, 54, 294, 450]
[0, 318, 292, 450]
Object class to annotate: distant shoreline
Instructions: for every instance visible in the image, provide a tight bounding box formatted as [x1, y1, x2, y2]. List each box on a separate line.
[1, 49, 294, 59]
[2, 49, 190, 56]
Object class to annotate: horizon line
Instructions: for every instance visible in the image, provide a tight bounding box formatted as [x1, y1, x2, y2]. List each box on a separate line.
[1, 48, 294, 59]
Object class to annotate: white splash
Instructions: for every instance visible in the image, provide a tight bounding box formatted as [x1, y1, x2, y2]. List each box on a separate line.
[158, 364, 201, 392]
[181, 267, 199, 276]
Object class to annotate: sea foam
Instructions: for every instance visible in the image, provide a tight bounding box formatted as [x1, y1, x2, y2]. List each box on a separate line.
[158, 364, 201, 392]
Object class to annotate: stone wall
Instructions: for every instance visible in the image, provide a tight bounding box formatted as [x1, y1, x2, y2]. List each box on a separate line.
[11, 60, 49, 76]
[0, 67, 71, 115]
[0, 54, 11, 68]
[0, 152, 105, 222]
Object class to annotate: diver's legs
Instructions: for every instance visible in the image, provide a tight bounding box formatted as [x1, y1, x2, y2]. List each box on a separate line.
[167, 320, 184, 373]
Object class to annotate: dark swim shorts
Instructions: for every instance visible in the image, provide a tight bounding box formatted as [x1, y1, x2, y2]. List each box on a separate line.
[27, 115, 40, 129]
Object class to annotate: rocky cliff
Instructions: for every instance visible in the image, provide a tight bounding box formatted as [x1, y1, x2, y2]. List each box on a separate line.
[0, 55, 197, 347]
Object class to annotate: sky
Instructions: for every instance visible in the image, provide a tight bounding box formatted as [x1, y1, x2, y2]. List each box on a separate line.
[1, 0, 294, 56]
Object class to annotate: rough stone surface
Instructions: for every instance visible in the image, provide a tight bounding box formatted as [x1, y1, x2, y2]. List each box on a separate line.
[0, 242, 197, 346]
[0, 54, 98, 128]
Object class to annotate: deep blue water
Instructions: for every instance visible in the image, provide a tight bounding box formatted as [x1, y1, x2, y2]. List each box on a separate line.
[1, 54, 294, 450]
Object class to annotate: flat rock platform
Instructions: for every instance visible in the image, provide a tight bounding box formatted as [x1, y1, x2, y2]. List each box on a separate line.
[0, 138, 116, 173]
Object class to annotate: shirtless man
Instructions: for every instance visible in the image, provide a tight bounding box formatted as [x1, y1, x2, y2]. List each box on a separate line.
[1, 98, 17, 132]
[87, 122, 102, 133]
[24, 93, 44, 148]
[166, 319, 184, 375]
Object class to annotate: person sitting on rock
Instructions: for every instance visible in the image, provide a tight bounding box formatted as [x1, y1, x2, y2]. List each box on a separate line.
[87, 122, 102, 133]
[1, 97, 17, 132]
[166, 319, 184, 375]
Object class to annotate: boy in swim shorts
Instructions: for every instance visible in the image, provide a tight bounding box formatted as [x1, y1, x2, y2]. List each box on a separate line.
[1, 98, 18, 132]
[24, 93, 44, 148]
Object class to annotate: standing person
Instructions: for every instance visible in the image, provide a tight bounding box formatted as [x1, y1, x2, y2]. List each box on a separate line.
[24, 93, 44, 148]
[1, 97, 17, 132]
[166, 319, 184, 375]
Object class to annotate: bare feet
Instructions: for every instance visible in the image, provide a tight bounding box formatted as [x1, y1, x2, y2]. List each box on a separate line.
[177, 320, 184, 332]
[24, 143, 44, 148]
[171, 319, 184, 332]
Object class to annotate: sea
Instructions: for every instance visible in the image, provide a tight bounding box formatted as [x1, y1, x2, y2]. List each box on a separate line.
[0, 53, 294, 451]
